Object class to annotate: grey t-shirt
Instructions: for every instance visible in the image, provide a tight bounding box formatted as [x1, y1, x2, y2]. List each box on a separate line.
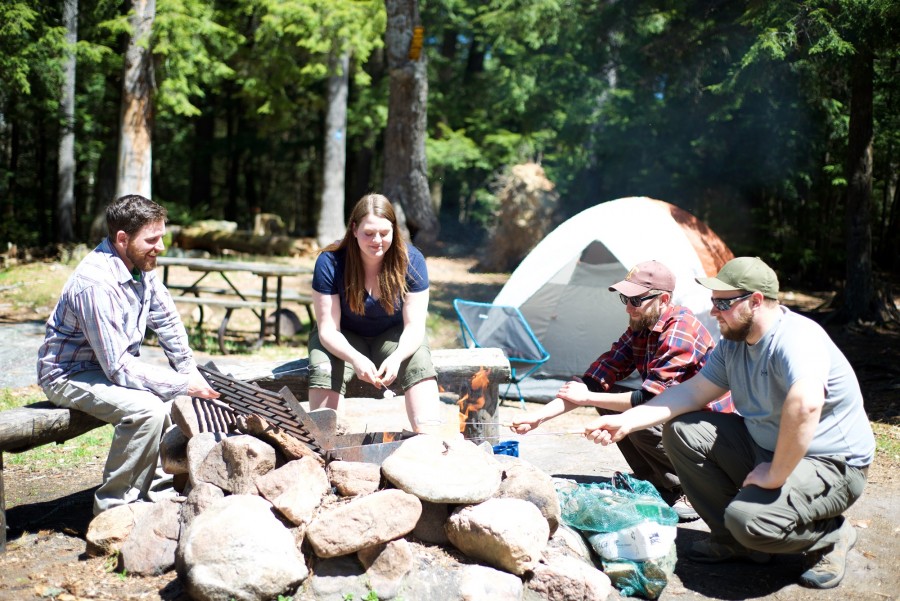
[701, 306, 874, 468]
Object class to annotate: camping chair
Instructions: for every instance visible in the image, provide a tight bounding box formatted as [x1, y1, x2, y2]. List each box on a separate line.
[453, 299, 550, 410]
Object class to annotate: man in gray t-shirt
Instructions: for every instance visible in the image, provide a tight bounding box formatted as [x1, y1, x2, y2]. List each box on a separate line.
[582, 257, 875, 591]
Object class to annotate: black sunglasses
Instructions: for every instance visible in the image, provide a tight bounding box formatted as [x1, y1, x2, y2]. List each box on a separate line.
[711, 292, 754, 311]
[619, 292, 661, 307]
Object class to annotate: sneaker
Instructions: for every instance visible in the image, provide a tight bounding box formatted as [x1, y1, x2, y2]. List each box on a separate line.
[669, 494, 700, 522]
[660, 489, 700, 522]
[799, 520, 858, 589]
[687, 539, 772, 564]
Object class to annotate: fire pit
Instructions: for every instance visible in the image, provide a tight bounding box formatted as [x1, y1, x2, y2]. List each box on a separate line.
[192, 364, 417, 465]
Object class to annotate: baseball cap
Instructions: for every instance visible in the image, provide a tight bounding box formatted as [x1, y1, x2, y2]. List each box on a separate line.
[609, 260, 676, 296]
[695, 256, 779, 300]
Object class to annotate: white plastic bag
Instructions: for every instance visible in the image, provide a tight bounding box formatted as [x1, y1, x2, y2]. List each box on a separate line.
[587, 520, 677, 561]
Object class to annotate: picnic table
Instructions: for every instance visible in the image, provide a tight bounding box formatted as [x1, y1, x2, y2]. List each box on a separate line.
[156, 256, 314, 353]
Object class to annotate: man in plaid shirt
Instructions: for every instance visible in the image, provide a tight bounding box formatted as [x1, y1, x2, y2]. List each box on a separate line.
[37, 195, 220, 514]
[512, 260, 732, 521]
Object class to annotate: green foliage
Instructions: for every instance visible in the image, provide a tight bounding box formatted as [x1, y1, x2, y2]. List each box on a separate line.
[1, 0, 898, 288]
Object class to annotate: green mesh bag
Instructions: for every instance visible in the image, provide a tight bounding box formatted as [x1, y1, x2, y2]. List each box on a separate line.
[557, 472, 678, 533]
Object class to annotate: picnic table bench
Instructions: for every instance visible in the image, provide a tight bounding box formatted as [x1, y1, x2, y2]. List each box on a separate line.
[157, 256, 314, 353]
[0, 347, 510, 552]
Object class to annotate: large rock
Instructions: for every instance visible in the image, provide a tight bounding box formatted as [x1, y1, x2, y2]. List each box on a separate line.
[412, 500, 451, 545]
[180, 481, 225, 531]
[171, 395, 202, 438]
[495, 455, 561, 535]
[525, 554, 612, 601]
[255, 456, 330, 527]
[357, 539, 414, 600]
[177, 495, 308, 601]
[160, 425, 189, 475]
[446, 497, 549, 576]
[195, 434, 276, 494]
[85, 502, 154, 556]
[306, 489, 422, 558]
[327, 460, 382, 497]
[381, 435, 502, 504]
[120, 498, 182, 576]
[458, 564, 524, 600]
[186, 431, 227, 488]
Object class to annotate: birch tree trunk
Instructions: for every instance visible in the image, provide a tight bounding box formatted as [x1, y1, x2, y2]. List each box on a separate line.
[383, 0, 439, 250]
[115, 0, 155, 200]
[57, 0, 77, 242]
[317, 50, 349, 248]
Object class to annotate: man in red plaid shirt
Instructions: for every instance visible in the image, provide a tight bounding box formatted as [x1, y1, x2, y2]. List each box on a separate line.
[511, 260, 733, 521]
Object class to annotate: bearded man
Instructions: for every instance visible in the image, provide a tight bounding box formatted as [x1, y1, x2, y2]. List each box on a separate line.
[583, 257, 875, 590]
[37, 194, 219, 514]
[512, 260, 733, 521]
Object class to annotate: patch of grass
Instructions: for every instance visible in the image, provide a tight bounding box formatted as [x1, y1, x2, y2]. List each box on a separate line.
[1, 385, 113, 470]
[0, 262, 72, 313]
[0, 386, 45, 410]
[873, 421, 900, 465]
[4, 424, 113, 470]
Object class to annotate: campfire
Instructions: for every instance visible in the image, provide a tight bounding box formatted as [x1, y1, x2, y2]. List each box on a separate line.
[456, 367, 492, 433]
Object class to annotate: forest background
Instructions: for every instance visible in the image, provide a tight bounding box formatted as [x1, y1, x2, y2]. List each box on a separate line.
[1, 0, 898, 323]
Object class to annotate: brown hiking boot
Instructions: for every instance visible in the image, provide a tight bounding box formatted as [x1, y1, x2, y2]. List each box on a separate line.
[799, 520, 858, 589]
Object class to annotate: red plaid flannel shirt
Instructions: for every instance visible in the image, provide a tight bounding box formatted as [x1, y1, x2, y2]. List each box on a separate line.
[583, 305, 733, 412]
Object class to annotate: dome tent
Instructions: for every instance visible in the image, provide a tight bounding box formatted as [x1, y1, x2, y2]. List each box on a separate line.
[492, 197, 733, 379]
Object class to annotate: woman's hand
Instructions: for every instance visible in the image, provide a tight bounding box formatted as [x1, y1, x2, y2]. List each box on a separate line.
[378, 353, 403, 388]
[350, 355, 381, 387]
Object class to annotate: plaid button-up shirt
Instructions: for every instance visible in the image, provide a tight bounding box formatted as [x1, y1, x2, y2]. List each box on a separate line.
[583, 305, 733, 412]
[37, 237, 197, 399]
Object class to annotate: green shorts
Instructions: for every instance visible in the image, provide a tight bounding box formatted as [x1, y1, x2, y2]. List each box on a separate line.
[307, 324, 437, 395]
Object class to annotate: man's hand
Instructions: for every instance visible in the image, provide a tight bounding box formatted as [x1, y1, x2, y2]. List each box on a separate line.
[556, 380, 592, 405]
[583, 414, 630, 445]
[742, 461, 786, 490]
[187, 371, 219, 399]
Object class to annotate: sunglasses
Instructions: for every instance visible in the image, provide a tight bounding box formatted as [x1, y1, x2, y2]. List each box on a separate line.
[711, 292, 754, 311]
[619, 292, 661, 307]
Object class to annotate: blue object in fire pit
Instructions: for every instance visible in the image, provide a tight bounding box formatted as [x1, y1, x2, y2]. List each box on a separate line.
[492, 440, 519, 457]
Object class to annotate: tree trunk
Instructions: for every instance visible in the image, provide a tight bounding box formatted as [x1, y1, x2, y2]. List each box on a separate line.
[190, 103, 214, 209]
[317, 50, 350, 248]
[115, 0, 155, 199]
[57, 0, 78, 243]
[842, 46, 876, 322]
[383, 0, 439, 250]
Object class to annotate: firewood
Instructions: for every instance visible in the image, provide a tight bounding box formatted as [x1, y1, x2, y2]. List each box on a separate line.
[232, 414, 324, 466]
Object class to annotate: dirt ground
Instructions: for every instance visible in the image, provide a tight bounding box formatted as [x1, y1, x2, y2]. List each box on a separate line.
[1, 254, 898, 601]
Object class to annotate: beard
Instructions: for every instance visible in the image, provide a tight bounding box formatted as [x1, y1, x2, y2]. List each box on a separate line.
[719, 311, 754, 342]
[125, 241, 158, 272]
[629, 308, 661, 332]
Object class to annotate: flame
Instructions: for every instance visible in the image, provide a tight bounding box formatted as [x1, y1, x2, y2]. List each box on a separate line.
[383, 432, 396, 444]
[457, 367, 491, 433]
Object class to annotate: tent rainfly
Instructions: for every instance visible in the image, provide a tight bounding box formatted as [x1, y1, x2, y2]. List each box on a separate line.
[492, 197, 734, 379]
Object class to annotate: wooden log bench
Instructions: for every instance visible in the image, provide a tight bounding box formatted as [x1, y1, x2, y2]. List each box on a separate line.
[0, 402, 106, 551]
[0, 347, 510, 552]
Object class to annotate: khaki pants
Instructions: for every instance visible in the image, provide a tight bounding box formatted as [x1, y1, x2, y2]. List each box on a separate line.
[43, 370, 173, 515]
[662, 411, 868, 554]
